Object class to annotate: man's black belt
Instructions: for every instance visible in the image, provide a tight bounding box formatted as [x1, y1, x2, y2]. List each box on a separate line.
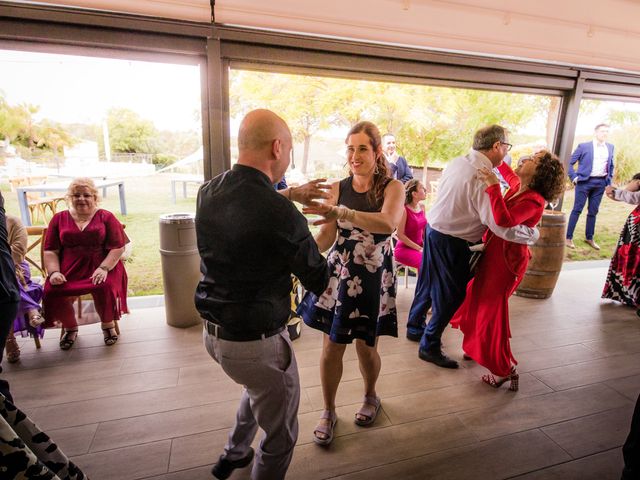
[204, 320, 285, 342]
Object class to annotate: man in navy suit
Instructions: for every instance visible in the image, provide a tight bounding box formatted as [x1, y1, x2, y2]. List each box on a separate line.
[382, 133, 414, 183]
[566, 123, 615, 250]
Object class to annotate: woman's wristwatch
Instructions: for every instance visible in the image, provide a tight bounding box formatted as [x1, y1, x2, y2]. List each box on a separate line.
[99, 265, 109, 272]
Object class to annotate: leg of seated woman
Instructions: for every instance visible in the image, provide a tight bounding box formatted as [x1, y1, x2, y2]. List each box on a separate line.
[394, 246, 422, 270]
[91, 290, 118, 345]
[91, 290, 114, 329]
[50, 297, 78, 330]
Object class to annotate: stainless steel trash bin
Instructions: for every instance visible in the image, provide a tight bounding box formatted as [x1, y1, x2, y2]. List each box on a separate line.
[159, 213, 201, 328]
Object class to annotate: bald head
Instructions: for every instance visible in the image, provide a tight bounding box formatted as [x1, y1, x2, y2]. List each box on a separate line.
[238, 109, 290, 152]
[237, 109, 292, 183]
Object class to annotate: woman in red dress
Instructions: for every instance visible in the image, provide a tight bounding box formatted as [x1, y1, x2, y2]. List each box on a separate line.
[451, 150, 565, 391]
[43, 178, 128, 350]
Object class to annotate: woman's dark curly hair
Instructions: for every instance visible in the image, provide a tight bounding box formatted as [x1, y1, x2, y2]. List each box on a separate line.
[528, 150, 566, 202]
[346, 121, 390, 208]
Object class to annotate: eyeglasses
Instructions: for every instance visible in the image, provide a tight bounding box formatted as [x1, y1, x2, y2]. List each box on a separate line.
[500, 142, 513, 151]
[71, 194, 94, 199]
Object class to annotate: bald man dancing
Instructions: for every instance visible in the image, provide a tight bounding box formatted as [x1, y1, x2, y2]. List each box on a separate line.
[195, 109, 329, 479]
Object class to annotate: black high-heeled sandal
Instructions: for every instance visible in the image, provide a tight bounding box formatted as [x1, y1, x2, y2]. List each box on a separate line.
[59, 329, 78, 350]
[102, 328, 118, 346]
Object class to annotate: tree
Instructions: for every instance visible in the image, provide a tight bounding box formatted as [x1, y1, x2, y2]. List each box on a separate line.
[230, 70, 334, 174]
[0, 93, 74, 160]
[103, 107, 158, 155]
[229, 69, 553, 175]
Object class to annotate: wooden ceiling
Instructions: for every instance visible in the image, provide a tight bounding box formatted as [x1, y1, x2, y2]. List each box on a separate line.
[14, 0, 640, 73]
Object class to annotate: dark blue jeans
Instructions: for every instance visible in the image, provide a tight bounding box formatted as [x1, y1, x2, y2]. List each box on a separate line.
[407, 227, 472, 352]
[406, 225, 431, 338]
[566, 177, 607, 240]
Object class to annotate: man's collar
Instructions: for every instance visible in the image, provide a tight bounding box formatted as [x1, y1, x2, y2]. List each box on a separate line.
[232, 163, 273, 184]
[469, 149, 493, 169]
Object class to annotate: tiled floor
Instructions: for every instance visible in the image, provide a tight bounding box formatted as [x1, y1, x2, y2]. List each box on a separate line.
[4, 264, 639, 479]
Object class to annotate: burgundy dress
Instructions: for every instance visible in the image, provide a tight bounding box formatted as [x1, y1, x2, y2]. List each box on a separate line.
[393, 205, 427, 270]
[43, 209, 128, 328]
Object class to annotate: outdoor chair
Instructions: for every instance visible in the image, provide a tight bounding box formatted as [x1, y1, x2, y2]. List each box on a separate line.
[32, 225, 127, 339]
[27, 195, 65, 225]
[391, 233, 417, 289]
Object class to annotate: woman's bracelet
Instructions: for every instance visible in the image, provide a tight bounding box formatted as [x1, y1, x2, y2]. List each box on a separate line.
[331, 205, 356, 222]
[47, 271, 60, 279]
[287, 187, 295, 201]
[99, 265, 109, 272]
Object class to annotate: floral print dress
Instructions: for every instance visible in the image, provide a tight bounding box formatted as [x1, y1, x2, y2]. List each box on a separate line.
[298, 177, 398, 347]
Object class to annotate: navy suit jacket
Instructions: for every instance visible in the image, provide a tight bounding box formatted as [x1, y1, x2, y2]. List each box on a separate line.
[568, 141, 614, 186]
[388, 156, 413, 183]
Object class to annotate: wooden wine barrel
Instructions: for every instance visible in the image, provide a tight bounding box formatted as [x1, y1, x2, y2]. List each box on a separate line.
[514, 210, 566, 299]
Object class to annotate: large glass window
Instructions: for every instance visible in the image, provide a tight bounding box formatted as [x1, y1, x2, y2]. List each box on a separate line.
[229, 69, 561, 193]
[0, 49, 203, 295]
[562, 98, 640, 260]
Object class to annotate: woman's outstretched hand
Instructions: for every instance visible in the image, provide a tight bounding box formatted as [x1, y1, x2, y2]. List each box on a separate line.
[291, 179, 332, 206]
[302, 201, 338, 225]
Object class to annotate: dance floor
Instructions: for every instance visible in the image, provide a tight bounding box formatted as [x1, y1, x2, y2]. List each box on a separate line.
[4, 262, 639, 479]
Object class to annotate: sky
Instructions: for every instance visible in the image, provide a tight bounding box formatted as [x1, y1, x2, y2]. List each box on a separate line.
[0, 49, 202, 132]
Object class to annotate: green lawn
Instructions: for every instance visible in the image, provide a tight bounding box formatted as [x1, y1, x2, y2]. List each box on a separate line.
[1, 174, 200, 296]
[2, 176, 633, 296]
[560, 187, 633, 262]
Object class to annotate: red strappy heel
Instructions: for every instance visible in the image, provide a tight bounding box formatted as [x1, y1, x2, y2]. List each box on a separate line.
[482, 366, 519, 392]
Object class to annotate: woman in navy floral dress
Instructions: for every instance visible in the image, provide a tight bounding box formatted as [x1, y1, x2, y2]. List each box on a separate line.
[298, 121, 404, 445]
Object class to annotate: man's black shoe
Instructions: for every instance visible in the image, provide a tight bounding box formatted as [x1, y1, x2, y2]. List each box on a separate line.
[211, 448, 254, 479]
[406, 331, 423, 342]
[418, 348, 459, 369]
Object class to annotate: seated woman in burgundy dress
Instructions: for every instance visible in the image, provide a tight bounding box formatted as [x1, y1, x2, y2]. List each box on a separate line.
[451, 151, 565, 391]
[43, 178, 128, 350]
[394, 179, 427, 271]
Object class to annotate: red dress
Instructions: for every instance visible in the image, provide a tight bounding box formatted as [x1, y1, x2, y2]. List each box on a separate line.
[451, 164, 545, 377]
[43, 209, 129, 328]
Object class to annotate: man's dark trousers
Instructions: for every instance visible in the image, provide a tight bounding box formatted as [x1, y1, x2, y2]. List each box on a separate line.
[408, 226, 472, 352]
[406, 225, 431, 338]
[567, 177, 607, 240]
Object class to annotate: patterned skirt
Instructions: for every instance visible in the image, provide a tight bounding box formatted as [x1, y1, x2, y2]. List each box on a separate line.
[602, 205, 640, 307]
[298, 221, 398, 347]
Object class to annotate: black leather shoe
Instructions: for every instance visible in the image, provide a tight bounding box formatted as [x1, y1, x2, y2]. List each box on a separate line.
[406, 331, 423, 342]
[418, 348, 459, 369]
[211, 448, 254, 479]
